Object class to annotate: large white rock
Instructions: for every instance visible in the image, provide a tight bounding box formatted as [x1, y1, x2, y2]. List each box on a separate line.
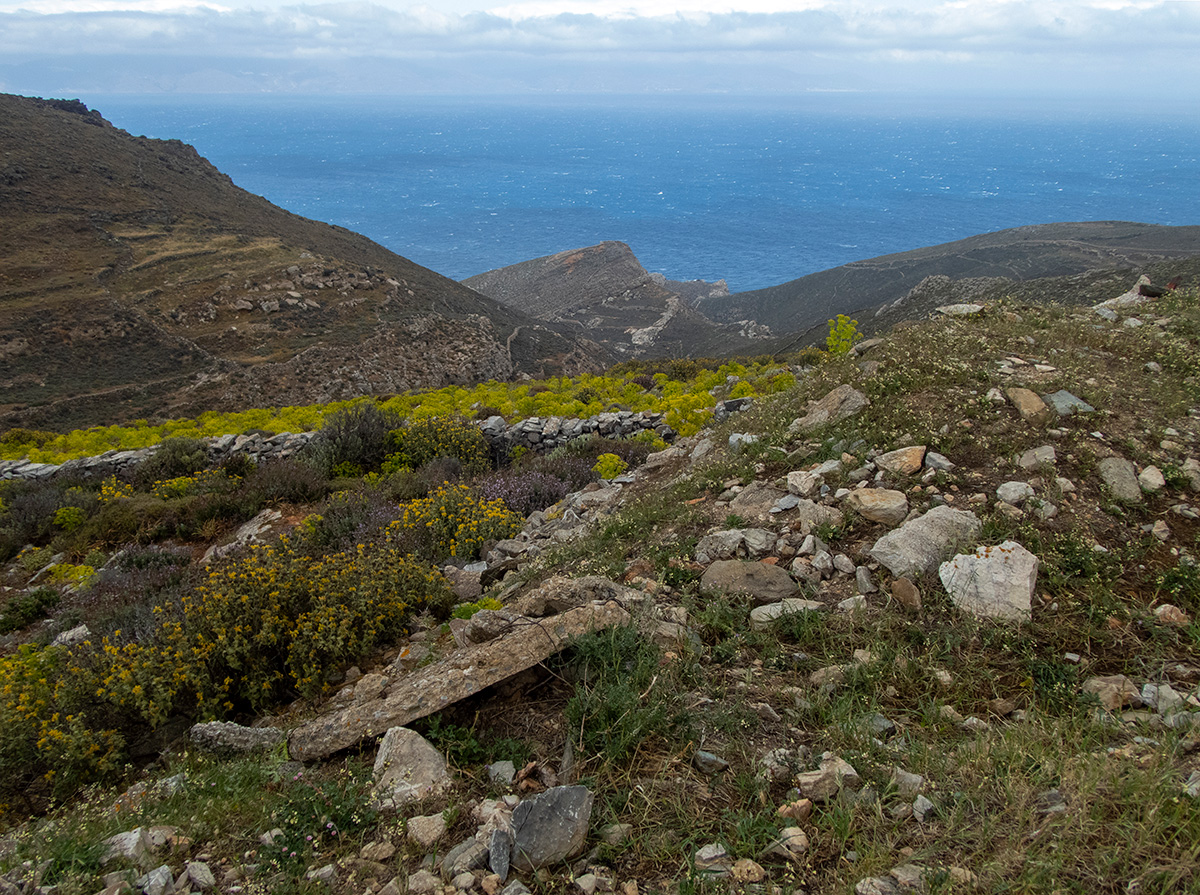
[939, 540, 1038, 622]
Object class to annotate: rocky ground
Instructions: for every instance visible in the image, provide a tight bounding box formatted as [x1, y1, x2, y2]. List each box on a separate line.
[4, 283, 1200, 895]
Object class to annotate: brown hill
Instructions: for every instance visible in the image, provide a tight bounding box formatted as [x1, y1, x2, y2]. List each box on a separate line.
[464, 241, 769, 359]
[0, 94, 608, 432]
[698, 221, 1200, 335]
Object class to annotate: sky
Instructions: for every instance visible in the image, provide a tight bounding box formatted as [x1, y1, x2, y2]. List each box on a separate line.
[1, 0, 1198, 100]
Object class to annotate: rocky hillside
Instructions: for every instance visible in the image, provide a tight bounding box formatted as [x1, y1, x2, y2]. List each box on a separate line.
[0, 94, 608, 432]
[464, 242, 769, 358]
[699, 221, 1200, 337]
[3, 279, 1199, 894]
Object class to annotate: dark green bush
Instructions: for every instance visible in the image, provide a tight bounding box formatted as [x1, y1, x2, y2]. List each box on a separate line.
[0, 586, 60, 634]
[243, 458, 329, 505]
[305, 403, 403, 476]
[131, 437, 210, 487]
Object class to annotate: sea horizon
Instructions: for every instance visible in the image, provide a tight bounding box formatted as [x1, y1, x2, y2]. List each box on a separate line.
[80, 92, 1200, 293]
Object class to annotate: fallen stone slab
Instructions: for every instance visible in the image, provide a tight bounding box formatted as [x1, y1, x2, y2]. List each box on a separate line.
[1083, 674, 1142, 712]
[939, 541, 1038, 622]
[289, 597, 631, 761]
[869, 505, 982, 578]
[189, 721, 285, 754]
[788, 385, 869, 435]
[936, 303, 984, 317]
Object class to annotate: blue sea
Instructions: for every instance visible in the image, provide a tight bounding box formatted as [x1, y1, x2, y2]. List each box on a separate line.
[87, 94, 1200, 294]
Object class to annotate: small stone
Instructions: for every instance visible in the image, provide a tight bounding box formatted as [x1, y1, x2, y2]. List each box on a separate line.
[856, 566, 876, 594]
[749, 598, 824, 630]
[912, 794, 936, 821]
[406, 869, 442, 894]
[488, 761, 517, 786]
[407, 814, 448, 848]
[1006, 388, 1052, 425]
[776, 798, 813, 822]
[731, 859, 766, 883]
[1042, 390, 1095, 416]
[875, 446, 927, 476]
[996, 481, 1035, 505]
[795, 754, 860, 801]
[1098, 457, 1143, 504]
[854, 878, 900, 895]
[1154, 604, 1192, 626]
[838, 595, 868, 612]
[844, 489, 909, 526]
[694, 750, 729, 774]
[1139, 466, 1167, 493]
[187, 862, 216, 891]
[1083, 674, 1142, 712]
[890, 767, 924, 797]
[574, 873, 598, 895]
[766, 827, 809, 862]
[694, 842, 731, 875]
[961, 716, 990, 733]
[890, 578, 921, 612]
[1184, 770, 1200, 798]
[362, 840, 397, 862]
[598, 823, 632, 845]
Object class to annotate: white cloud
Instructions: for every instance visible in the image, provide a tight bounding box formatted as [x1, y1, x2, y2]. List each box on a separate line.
[0, 0, 1197, 96]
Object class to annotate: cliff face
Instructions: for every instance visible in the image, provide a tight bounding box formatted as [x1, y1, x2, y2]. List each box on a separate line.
[464, 241, 767, 359]
[0, 94, 608, 431]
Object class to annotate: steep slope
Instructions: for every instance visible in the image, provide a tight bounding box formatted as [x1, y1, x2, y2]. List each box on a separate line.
[464, 241, 769, 358]
[699, 221, 1200, 335]
[0, 95, 607, 431]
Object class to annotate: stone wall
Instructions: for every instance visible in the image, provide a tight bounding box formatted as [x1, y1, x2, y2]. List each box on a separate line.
[0, 410, 684, 482]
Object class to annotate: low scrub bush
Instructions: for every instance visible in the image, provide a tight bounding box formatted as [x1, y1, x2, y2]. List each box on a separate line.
[0, 586, 60, 634]
[305, 402, 402, 476]
[243, 458, 328, 505]
[297, 488, 398, 554]
[385, 416, 489, 475]
[131, 437, 209, 488]
[476, 469, 573, 517]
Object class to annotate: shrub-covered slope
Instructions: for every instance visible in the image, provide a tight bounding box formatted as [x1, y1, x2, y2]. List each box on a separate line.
[2, 279, 1199, 894]
[0, 94, 608, 432]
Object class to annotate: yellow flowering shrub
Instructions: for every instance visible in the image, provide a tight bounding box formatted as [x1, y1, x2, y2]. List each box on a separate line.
[392, 484, 521, 561]
[593, 453, 629, 480]
[0, 645, 123, 800]
[96, 539, 451, 716]
[385, 416, 490, 474]
[97, 476, 134, 503]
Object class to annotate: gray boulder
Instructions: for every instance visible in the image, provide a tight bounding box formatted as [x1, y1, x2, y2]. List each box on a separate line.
[700, 560, 798, 606]
[1099, 457, 1143, 503]
[869, 506, 981, 578]
[372, 727, 451, 808]
[788, 385, 869, 435]
[511, 785, 594, 871]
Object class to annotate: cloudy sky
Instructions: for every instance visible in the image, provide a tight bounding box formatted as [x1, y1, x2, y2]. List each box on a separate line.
[1, 0, 1198, 99]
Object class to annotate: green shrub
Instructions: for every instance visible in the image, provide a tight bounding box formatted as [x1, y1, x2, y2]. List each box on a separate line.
[0, 586, 60, 634]
[385, 416, 489, 475]
[132, 437, 209, 487]
[243, 458, 329, 505]
[53, 506, 86, 532]
[305, 402, 402, 476]
[593, 453, 628, 480]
